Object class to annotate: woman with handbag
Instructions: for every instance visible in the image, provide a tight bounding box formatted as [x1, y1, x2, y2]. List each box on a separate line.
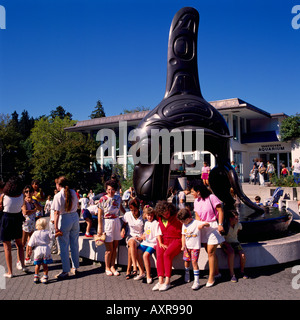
[191, 183, 225, 287]
[53, 176, 79, 279]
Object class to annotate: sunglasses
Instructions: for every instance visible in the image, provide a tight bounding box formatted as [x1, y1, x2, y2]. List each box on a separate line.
[24, 190, 31, 193]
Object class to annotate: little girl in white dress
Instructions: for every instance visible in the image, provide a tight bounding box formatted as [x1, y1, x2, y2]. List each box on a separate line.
[28, 218, 62, 283]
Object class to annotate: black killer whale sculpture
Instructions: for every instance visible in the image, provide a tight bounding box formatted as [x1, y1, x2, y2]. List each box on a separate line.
[133, 7, 264, 215]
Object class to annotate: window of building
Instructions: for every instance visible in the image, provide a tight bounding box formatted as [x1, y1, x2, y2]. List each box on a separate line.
[222, 114, 229, 124]
[240, 117, 246, 134]
[232, 115, 239, 141]
[233, 151, 243, 182]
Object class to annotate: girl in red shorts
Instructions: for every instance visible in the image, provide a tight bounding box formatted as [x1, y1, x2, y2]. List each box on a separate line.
[152, 201, 182, 292]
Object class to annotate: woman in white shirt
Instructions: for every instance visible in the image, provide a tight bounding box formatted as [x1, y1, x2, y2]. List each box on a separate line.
[0, 176, 27, 277]
[53, 176, 79, 279]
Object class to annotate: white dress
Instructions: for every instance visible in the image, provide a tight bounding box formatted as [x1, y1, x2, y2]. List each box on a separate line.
[28, 229, 54, 265]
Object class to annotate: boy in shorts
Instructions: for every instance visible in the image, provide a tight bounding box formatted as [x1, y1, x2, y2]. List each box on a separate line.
[221, 210, 248, 282]
[177, 208, 209, 290]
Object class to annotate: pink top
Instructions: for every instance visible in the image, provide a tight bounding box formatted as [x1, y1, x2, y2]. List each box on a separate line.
[202, 166, 210, 174]
[193, 194, 222, 222]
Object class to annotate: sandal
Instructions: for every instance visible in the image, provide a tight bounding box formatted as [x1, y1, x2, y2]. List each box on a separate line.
[132, 270, 138, 277]
[125, 273, 131, 280]
[105, 270, 113, 276]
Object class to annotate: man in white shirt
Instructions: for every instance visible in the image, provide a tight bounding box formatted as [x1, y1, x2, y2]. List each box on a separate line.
[292, 159, 300, 184]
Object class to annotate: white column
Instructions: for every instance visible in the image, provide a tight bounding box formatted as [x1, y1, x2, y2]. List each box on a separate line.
[119, 121, 128, 177]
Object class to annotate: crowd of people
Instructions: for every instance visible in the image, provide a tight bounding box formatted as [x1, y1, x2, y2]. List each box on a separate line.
[0, 172, 251, 292]
[1, 157, 299, 291]
[249, 158, 300, 186]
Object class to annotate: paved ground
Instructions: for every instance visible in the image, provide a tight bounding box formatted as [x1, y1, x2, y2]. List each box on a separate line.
[1, 183, 299, 315]
[1, 241, 300, 301]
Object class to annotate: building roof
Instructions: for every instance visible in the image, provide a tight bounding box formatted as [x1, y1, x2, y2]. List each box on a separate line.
[209, 98, 271, 119]
[64, 98, 277, 133]
[65, 111, 149, 133]
[270, 113, 288, 118]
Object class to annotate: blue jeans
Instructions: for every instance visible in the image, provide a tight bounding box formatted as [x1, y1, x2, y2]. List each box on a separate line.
[58, 212, 80, 273]
[294, 172, 300, 184]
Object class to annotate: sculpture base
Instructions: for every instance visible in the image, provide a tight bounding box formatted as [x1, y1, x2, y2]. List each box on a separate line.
[78, 221, 300, 270]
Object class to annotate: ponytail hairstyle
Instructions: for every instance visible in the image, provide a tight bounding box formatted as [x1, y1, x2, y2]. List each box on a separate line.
[55, 176, 72, 212]
[142, 205, 156, 220]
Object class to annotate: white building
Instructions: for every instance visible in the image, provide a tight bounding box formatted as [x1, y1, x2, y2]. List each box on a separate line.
[65, 98, 298, 182]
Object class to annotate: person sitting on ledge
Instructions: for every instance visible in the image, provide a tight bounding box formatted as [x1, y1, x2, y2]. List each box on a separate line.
[220, 210, 249, 283]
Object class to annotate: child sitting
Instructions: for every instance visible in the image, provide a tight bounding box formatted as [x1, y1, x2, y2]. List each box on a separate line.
[177, 208, 209, 290]
[28, 218, 62, 284]
[138, 205, 162, 284]
[254, 196, 263, 207]
[121, 198, 145, 280]
[82, 204, 98, 237]
[220, 210, 248, 282]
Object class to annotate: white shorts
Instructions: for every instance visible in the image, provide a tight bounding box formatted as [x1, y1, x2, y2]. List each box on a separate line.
[103, 218, 122, 242]
[125, 236, 141, 248]
[201, 220, 225, 245]
[33, 245, 53, 265]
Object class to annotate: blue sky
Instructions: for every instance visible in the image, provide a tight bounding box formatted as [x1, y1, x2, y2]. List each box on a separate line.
[0, 0, 299, 121]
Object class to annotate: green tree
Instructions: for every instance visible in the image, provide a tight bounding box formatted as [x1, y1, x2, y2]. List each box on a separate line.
[89, 100, 106, 119]
[279, 113, 300, 142]
[121, 106, 150, 114]
[30, 116, 96, 188]
[0, 113, 23, 179]
[50, 106, 73, 120]
[19, 110, 35, 139]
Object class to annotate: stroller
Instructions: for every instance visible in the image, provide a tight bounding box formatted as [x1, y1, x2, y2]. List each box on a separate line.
[264, 187, 284, 207]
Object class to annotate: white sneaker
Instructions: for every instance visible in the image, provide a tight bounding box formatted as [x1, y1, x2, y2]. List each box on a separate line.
[133, 273, 146, 281]
[40, 275, 48, 284]
[192, 281, 201, 290]
[4, 273, 13, 278]
[159, 283, 171, 291]
[152, 283, 161, 291]
[16, 261, 22, 270]
[205, 281, 215, 288]
[25, 258, 32, 266]
[147, 278, 153, 284]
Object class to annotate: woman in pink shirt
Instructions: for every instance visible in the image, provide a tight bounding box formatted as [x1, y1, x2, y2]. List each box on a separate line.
[192, 183, 225, 287]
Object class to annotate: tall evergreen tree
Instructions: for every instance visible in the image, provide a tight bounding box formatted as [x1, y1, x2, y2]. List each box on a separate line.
[89, 100, 106, 119]
[50, 106, 72, 120]
[19, 110, 35, 139]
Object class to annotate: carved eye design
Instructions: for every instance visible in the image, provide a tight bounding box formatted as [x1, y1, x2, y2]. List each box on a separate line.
[174, 36, 194, 60]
